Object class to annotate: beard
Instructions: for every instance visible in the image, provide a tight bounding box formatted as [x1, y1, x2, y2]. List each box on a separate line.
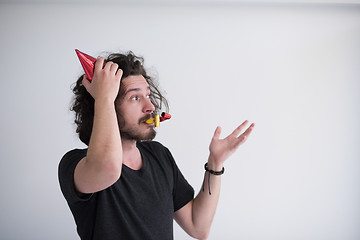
[120, 126, 156, 141]
[118, 114, 157, 141]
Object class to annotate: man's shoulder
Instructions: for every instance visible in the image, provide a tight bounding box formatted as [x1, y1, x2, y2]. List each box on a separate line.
[59, 148, 88, 168]
[61, 148, 87, 160]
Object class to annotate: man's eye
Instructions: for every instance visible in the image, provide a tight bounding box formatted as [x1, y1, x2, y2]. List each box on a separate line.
[130, 96, 139, 101]
[146, 94, 151, 99]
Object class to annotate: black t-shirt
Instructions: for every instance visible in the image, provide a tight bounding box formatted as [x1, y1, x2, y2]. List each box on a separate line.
[58, 141, 194, 240]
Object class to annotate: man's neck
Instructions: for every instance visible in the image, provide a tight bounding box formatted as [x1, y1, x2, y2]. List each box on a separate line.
[121, 138, 142, 170]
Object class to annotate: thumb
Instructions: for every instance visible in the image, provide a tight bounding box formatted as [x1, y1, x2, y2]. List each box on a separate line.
[212, 126, 222, 140]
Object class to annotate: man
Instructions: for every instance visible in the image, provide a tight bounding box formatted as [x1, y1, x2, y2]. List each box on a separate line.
[59, 51, 254, 240]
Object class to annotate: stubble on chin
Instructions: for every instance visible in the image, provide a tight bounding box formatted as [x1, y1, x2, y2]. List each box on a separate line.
[120, 126, 157, 141]
[117, 113, 157, 141]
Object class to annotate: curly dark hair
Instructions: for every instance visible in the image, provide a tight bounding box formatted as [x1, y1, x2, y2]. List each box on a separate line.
[71, 51, 169, 145]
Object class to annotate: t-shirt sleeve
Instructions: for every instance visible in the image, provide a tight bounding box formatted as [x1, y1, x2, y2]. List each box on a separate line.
[58, 148, 91, 205]
[173, 164, 195, 212]
[162, 147, 194, 212]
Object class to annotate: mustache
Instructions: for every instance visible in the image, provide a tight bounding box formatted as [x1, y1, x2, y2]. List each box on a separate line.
[138, 114, 153, 124]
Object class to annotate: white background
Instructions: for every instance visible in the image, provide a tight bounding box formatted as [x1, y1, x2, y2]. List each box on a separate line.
[0, 1, 359, 239]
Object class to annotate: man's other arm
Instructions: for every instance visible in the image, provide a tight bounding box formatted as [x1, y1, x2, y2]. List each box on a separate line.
[174, 121, 255, 239]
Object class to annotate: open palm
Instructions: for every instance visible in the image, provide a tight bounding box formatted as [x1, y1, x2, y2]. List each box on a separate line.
[209, 120, 255, 165]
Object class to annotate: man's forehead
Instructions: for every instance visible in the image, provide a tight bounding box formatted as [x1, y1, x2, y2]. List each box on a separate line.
[121, 75, 150, 94]
[122, 75, 150, 92]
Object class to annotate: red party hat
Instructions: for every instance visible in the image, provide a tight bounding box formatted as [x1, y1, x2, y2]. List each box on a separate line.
[75, 49, 97, 81]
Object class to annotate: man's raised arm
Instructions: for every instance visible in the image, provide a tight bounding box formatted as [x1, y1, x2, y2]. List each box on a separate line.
[174, 120, 255, 239]
[74, 57, 123, 194]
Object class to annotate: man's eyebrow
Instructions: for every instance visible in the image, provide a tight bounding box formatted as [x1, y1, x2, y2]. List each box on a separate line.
[124, 86, 151, 96]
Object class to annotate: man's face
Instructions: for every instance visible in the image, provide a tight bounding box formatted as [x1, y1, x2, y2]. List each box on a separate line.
[115, 75, 156, 141]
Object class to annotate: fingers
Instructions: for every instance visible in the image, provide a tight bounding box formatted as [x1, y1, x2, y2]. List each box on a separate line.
[94, 57, 120, 74]
[231, 120, 249, 137]
[93, 57, 122, 81]
[94, 57, 105, 72]
[115, 68, 123, 79]
[212, 126, 222, 140]
[242, 123, 255, 138]
[103, 61, 117, 72]
[234, 122, 255, 147]
[238, 122, 255, 139]
[110, 63, 119, 73]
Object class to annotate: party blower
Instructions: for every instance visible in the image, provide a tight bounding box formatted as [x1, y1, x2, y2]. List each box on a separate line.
[75, 49, 172, 127]
[145, 112, 172, 127]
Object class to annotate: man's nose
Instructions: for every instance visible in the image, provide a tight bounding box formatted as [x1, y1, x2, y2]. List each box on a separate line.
[143, 97, 155, 113]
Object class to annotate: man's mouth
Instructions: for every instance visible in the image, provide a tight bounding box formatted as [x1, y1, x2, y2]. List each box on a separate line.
[142, 112, 172, 127]
[139, 114, 153, 125]
[145, 118, 155, 124]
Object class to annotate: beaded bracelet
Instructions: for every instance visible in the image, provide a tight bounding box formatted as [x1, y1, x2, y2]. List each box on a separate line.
[202, 163, 225, 195]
